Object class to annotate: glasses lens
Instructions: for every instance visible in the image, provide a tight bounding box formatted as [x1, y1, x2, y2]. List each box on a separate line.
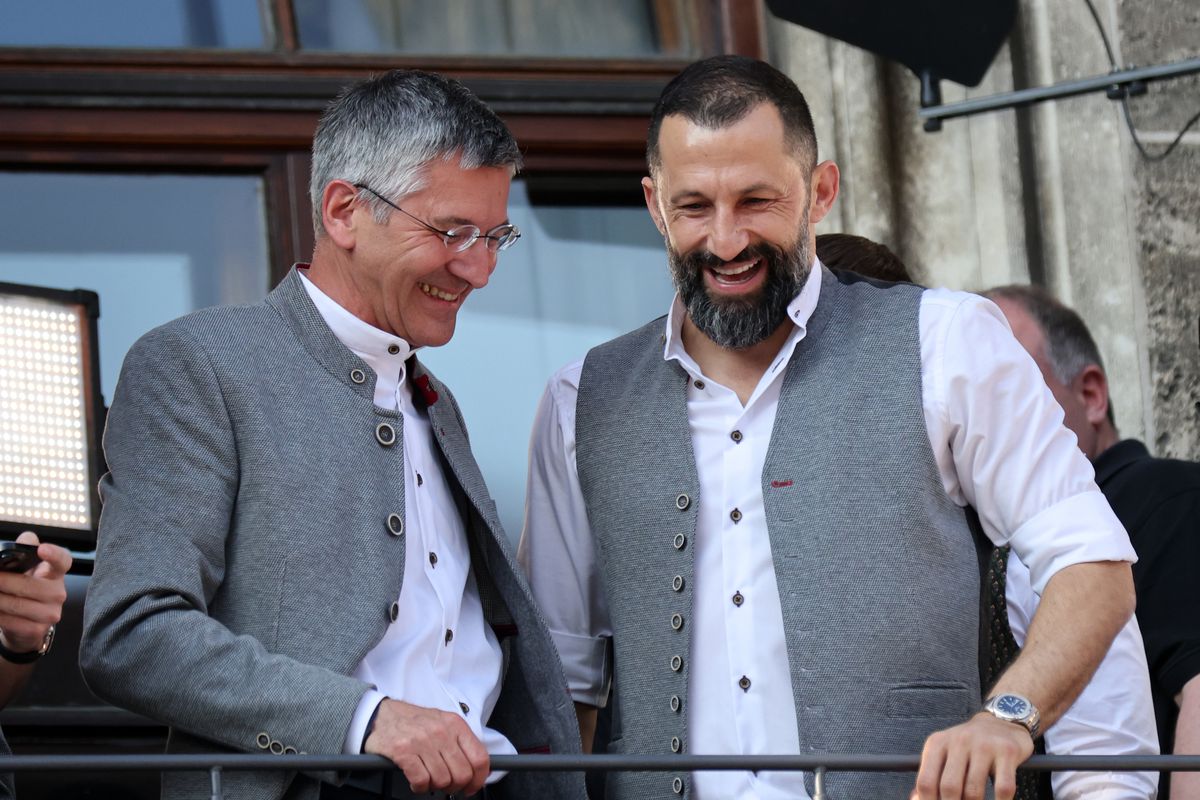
[443, 226, 480, 252]
[492, 226, 521, 252]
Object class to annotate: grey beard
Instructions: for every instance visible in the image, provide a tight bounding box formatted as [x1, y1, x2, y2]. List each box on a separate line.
[670, 236, 812, 351]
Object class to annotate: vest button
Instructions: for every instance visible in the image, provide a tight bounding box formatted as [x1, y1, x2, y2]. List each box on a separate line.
[732, 591, 744, 607]
[670, 736, 682, 753]
[349, 368, 366, 384]
[388, 602, 399, 622]
[375, 422, 397, 447]
[730, 508, 742, 523]
[675, 493, 690, 511]
[738, 675, 751, 692]
[386, 513, 404, 536]
[670, 613, 683, 631]
[670, 694, 681, 713]
[671, 575, 685, 592]
[730, 429, 743, 443]
[672, 777, 684, 794]
[670, 655, 683, 672]
[672, 533, 686, 550]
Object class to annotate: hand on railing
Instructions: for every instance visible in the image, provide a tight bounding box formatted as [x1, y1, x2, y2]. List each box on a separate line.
[362, 699, 490, 796]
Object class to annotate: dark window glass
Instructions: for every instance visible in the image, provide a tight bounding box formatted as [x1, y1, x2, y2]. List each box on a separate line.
[1, 0, 267, 49]
[295, 0, 701, 58]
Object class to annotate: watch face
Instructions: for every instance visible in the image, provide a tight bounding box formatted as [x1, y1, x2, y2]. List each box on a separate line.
[995, 695, 1030, 717]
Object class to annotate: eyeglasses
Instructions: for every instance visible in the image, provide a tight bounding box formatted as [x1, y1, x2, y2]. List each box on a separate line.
[353, 183, 521, 253]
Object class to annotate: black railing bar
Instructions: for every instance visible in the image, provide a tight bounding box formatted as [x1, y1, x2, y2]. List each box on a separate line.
[3, 753, 1200, 773]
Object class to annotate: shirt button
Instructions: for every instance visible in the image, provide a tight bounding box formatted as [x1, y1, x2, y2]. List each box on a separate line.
[670, 655, 683, 672]
[670, 695, 681, 713]
[388, 602, 399, 623]
[730, 508, 742, 523]
[671, 575, 685, 592]
[732, 591, 744, 606]
[672, 533, 687, 550]
[387, 344, 400, 355]
[416, 472, 424, 487]
[670, 613, 684, 631]
[693, 379, 705, 390]
[375, 422, 397, 447]
[675, 493, 690, 510]
[739, 675, 751, 692]
[429, 551, 438, 567]
[349, 368, 366, 384]
[459, 702, 470, 715]
[670, 736, 682, 753]
[386, 513, 404, 536]
[444, 629, 454, 645]
[730, 429, 743, 443]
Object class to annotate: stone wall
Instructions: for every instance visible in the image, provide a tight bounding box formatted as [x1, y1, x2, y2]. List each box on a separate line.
[767, 0, 1199, 459]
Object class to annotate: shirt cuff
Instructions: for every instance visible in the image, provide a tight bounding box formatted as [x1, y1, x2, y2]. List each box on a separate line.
[550, 628, 610, 706]
[344, 689, 386, 755]
[1007, 490, 1137, 593]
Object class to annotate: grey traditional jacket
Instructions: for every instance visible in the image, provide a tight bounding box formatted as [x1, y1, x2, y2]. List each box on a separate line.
[81, 269, 584, 800]
[575, 268, 982, 799]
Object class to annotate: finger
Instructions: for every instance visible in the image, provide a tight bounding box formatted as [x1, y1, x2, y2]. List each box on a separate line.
[915, 733, 947, 800]
[0, 594, 58, 627]
[458, 732, 491, 796]
[395, 754, 430, 795]
[440, 748, 474, 795]
[938, 742, 970, 800]
[963, 750, 992, 800]
[15, 532, 39, 547]
[0, 577, 66, 622]
[34, 543, 72, 578]
[421, 750, 453, 792]
[991, 740, 1022, 800]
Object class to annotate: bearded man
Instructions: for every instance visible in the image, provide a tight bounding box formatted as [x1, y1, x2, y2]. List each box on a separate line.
[518, 56, 1138, 800]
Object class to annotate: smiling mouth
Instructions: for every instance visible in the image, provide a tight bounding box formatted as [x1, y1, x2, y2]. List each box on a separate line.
[708, 258, 763, 285]
[419, 282, 461, 302]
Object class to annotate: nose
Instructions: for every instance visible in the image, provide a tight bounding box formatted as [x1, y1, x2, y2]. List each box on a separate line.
[707, 207, 749, 263]
[448, 242, 497, 290]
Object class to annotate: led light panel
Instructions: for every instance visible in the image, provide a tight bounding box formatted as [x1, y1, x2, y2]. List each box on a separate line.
[0, 283, 102, 543]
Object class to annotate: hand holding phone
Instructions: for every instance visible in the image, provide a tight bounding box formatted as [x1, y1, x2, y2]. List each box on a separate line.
[0, 542, 41, 574]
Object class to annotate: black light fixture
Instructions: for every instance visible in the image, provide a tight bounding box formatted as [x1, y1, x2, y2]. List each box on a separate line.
[0, 281, 104, 548]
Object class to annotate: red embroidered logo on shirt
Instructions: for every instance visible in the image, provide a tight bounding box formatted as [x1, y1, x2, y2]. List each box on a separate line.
[771, 479, 794, 488]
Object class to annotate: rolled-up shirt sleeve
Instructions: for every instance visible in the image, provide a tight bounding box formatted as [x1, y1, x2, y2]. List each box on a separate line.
[921, 290, 1136, 592]
[518, 360, 612, 706]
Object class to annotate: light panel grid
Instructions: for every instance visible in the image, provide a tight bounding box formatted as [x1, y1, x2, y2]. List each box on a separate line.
[0, 294, 93, 530]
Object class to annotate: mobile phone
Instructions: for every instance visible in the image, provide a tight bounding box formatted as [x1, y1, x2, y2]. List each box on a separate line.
[0, 542, 41, 573]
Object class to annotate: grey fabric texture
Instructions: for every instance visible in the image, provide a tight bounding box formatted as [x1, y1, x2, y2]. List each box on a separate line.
[80, 269, 584, 800]
[576, 267, 981, 800]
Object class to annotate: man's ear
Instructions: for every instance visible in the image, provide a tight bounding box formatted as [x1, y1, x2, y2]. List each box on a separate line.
[642, 176, 667, 238]
[1074, 364, 1111, 426]
[321, 180, 362, 250]
[808, 160, 840, 225]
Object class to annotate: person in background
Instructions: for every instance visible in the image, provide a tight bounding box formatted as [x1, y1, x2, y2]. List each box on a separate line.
[986, 283, 1200, 800]
[0, 531, 72, 800]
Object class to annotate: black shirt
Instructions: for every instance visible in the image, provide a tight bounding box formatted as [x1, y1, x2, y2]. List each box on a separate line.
[1095, 439, 1200, 797]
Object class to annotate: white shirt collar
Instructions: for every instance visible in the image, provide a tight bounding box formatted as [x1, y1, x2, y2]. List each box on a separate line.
[298, 270, 416, 405]
[663, 256, 825, 375]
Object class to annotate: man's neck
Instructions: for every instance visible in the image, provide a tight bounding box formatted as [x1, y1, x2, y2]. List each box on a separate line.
[680, 316, 792, 406]
[1091, 422, 1120, 462]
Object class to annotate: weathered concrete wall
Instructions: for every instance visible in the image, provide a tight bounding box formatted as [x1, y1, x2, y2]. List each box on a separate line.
[767, 0, 1199, 460]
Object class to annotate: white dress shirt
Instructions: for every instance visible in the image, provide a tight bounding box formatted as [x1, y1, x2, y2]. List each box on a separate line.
[299, 272, 516, 767]
[519, 262, 1139, 800]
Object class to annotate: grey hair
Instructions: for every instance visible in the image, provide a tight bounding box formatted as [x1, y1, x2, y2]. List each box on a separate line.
[984, 284, 1115, 424]
[310, 69, 522, 235]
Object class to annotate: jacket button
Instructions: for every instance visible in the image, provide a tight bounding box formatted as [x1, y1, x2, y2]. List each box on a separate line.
[672, 575, 685, 592]
[672, 533, 686, 550]
[675, 493, 690, 510]
[739, 675, 751, 692]
[349, 368, 366, 384]
[386, 513, 404, 536]
[730, 508, 742, 523]
[269, 740, 284, 755]
[730, 430, 743, 443]
[375, 422, 397, 447]
[670, 655, 683, 672]
[388, 601, 399, 622]
[670, 736, 682, 753]
[256, 732, 271, 750]
[732, 591, 744, 607]
[672, 776, 684, 794]
[670, 613, 683, 631]
[283, 745, 298, 755]
[670, 695, 681, 713]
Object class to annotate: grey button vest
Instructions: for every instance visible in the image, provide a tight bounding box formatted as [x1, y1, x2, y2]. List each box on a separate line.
[576, 268, 981, 799]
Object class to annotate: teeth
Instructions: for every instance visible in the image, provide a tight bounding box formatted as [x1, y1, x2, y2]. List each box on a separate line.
[419, 283, 460, 302]
[712, 260, 759, 277]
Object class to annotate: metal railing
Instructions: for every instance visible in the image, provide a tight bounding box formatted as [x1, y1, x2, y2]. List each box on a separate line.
[3, 753, 1198, 800]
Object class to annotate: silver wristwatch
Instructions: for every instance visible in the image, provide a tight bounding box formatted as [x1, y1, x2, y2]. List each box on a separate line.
[982, 693, 1041, 739]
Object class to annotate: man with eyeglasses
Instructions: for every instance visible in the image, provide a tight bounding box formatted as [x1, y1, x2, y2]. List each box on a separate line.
[81, 69, 585, 800]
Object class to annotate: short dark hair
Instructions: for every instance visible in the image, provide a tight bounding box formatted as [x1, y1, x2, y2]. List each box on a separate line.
[646, 55, 818, 175]
[984, 284, 1115, 425]
[815, 233, 913, 283]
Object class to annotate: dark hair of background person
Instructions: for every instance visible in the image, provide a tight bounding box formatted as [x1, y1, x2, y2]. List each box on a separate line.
[646, 54, 819, 174]
[815, 232, 914, 283]
[984, 284, 1116, 426]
